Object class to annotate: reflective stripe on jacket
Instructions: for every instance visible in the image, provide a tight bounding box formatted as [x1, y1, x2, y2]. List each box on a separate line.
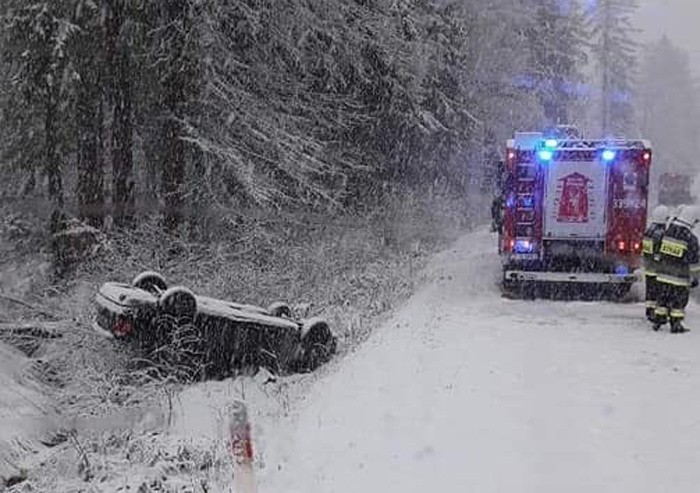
[656, 220, 700, 287]
[643, 222, 666, 276]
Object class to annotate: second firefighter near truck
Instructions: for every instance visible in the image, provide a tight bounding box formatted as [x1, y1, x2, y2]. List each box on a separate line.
[642, 205, 670, 322]
[653, 205, 700, 333]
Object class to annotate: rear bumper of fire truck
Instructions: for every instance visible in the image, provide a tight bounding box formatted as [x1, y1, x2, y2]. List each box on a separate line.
[503, 270, 638, 284]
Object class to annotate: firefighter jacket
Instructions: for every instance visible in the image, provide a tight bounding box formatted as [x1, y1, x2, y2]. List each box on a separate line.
[656, 220, 700, 287]
[642, 222, 666, 276]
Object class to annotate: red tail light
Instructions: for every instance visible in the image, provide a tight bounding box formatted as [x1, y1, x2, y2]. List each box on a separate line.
[617, 240, 626, 251]
[633, 241, 641, 252]
[113, 318, 133, 337]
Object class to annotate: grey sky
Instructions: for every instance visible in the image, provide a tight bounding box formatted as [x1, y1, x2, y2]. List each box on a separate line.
[635, 0, 700, 74]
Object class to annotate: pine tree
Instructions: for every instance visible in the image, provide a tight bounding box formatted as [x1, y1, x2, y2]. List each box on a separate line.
[523, 0, 588, 126]
[104, 0, 137, 228]
[1, 2, 76, 221]
[587, 0, 639, 136]
[146, 0, 203, 232]
[71, 0, 105, 228]
[638, 36, 700, 176]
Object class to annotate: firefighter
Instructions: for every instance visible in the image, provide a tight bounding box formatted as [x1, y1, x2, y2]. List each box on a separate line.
[490, 194, 504, 233]
[643, 205, 670, 322]
[654, 205, 700, 333]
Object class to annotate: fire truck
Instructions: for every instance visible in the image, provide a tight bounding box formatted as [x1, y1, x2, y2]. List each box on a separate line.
[499, 132, 653, 300]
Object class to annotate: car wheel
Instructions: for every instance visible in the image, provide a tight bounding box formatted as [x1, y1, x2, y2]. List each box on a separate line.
[159, 286, 197, 321]
[132, 271, 168, 294]
[299, 317, 336, 371]
[267, 301, 293, 318]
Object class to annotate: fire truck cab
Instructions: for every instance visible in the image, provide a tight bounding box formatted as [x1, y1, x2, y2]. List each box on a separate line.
[499, 132, 653, 299]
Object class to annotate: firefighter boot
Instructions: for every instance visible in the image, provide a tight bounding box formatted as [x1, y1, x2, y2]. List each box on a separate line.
[653, 307, 669, 331]
[670, 320, 688, 333]
[670, 309, 687, 333]
[645, 306, 656, 322]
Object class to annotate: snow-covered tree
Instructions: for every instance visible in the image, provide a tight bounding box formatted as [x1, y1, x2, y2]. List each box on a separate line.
[70, 0, 106, 228]
[638, 35, 700, 176]
[1, 2, 76, 219]
[104, 0, 138, 228]
[0, 0, 603, 234]
[144, 1, 203, 232]
[587, 0, 639, 136]
[522, 0, 589, 127]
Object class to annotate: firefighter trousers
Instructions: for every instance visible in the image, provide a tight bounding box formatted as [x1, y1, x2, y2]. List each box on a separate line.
[655, 282, 690, 322]
[645, 274, 659, 309]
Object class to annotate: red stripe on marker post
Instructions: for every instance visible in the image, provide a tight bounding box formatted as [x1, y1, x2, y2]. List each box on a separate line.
[228, 400, 259, 493]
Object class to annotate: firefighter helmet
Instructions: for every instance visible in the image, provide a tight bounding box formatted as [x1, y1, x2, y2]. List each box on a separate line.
[675, 204, 700, 228]
[649, 205, 670, 225]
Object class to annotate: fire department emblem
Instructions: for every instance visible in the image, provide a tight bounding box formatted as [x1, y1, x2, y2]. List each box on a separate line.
[557, 172, 590, 223]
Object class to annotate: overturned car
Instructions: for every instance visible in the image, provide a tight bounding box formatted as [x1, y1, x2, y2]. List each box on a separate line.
[93, 271, 337, 379]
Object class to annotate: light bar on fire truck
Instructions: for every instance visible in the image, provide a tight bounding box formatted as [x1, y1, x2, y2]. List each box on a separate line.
[511, 132, 652, 152]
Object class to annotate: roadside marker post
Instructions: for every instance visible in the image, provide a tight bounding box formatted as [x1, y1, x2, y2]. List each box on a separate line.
[227, 400, 259, 493]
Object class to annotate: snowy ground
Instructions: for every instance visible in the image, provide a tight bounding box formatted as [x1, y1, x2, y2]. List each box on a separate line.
[246, 226, 700, 493]
[6, 225, 700, 491]
[0, 342, 52, 482]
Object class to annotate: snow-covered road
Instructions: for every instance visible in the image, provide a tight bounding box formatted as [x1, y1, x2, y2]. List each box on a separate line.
[258, 226, 700, 493]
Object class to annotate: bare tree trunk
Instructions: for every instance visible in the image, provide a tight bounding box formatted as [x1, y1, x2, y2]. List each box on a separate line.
[157, 0, 198, 233]
[44, 87, 63, 212]
[112, 74, 135, 227]
[76, 75, 105, 228]
[161, 115, 186, 232]
[105, 2, 135, 228]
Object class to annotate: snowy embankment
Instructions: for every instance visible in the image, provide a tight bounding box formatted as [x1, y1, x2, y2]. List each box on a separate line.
[240, 226, 700, 493]
[0, 342, 51, 482]
[7, 226, 700, 492]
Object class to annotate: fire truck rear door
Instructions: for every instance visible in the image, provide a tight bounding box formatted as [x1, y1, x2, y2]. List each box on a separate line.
[543, 158, 609, 240]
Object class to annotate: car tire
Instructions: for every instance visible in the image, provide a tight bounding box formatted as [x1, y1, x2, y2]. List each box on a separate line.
[132, 271, 168, 294]
[267, 301, 293, 318]
[159, 286, 197, 321]
[299, 317, 336, 371]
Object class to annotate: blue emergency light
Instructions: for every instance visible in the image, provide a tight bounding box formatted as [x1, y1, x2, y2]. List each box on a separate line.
[601, 149, 616, 162]
[544, 138, 558, 148]
[514, 239, 534, 253]
[537, 149, 554, 162]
